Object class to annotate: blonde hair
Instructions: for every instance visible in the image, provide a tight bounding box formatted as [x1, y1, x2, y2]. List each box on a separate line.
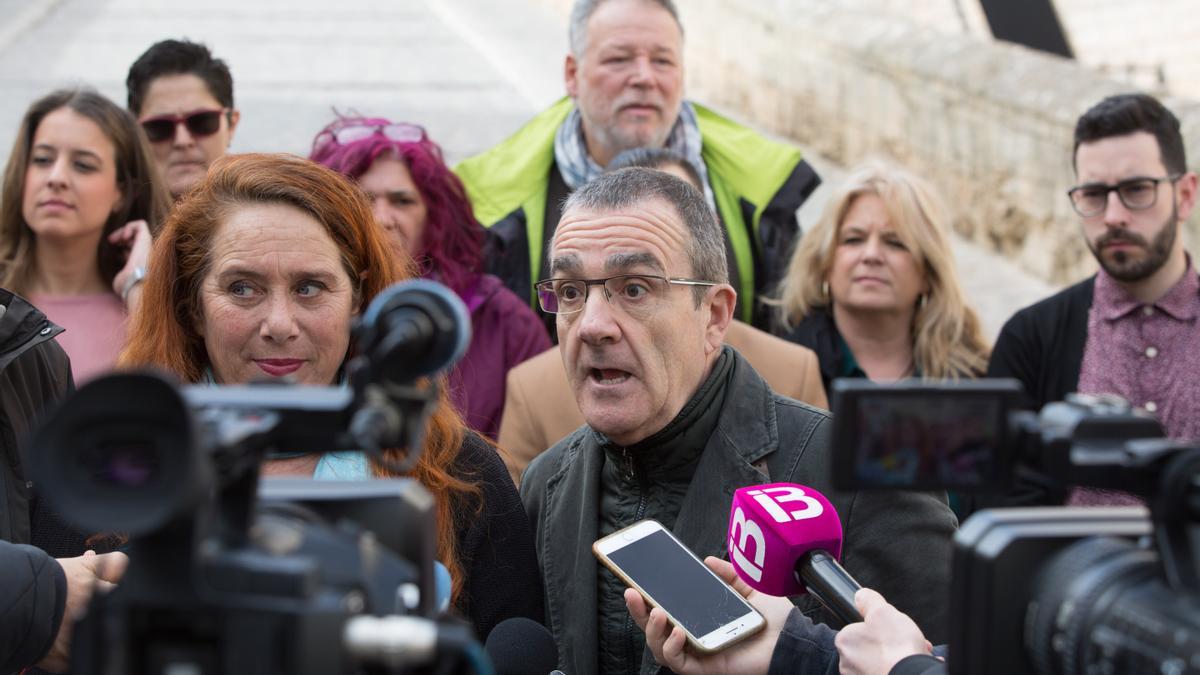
[775, 160, 989, 378]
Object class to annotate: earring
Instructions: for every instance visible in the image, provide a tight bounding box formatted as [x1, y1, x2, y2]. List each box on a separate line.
[821, 281, 830, 301]
[918, 293, 928, 310]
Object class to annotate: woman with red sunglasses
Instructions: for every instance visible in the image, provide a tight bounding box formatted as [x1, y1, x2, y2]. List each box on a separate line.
[310, 117, 552, 443]
[0, 89, 171, 384]
[126, 39, 240, 201]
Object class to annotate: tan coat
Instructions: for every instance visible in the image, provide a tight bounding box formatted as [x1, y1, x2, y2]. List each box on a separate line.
[496, 320, 828, 484]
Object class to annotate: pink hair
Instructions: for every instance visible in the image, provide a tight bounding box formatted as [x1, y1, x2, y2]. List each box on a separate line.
[309, 116, 485, 297]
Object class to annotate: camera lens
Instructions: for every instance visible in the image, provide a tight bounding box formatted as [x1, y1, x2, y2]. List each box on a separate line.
[84, 439, 161, 488]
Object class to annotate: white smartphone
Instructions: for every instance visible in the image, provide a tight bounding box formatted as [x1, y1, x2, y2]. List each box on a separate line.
[593, 519, 765, 653]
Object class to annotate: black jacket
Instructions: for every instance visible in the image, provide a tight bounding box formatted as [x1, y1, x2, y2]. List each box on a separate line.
[0, 290, 72, 546]
[766, 608, 839, 675]
[521, 348, 958, 675]
[0, 540, 66, 673]
[986, 277, 1094, 412]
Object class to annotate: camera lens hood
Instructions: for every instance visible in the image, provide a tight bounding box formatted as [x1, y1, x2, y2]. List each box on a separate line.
[31, 370, 209, 536]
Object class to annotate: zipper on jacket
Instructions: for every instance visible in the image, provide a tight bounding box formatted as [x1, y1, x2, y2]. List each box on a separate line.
[618, 447, 650, 519]
[621, 447, 650, 673]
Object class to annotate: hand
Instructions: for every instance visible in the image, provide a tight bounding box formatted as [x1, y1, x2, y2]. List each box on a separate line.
[108, 219, 153, 299]
[624, 556, 794, 675]
[835, 588, 933, 675]
[37, 550, 129, 673]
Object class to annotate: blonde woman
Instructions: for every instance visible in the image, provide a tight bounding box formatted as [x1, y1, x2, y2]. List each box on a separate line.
[774, 161, 989, 391]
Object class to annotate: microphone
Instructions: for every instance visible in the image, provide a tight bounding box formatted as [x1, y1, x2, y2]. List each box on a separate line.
[727, 483, 864, 624]
[483, 617, 559, 675]
[354, 279, 472, 386]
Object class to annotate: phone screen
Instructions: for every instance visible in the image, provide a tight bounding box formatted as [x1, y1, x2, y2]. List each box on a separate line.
[607, 529, 752, 638]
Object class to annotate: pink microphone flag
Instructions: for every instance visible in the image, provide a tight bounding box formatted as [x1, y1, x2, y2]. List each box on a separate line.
[727, 483, 844, 596]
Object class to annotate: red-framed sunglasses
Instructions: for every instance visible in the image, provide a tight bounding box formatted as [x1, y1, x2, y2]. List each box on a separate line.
[138, 108, 228, 144]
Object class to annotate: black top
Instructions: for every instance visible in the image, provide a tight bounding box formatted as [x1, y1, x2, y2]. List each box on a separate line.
[450, 431, 545, 640]
[986, 276, 1094, 413]
[775, 308, 859, 395]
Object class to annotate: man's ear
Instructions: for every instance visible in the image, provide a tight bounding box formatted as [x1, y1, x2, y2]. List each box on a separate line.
[565, 54, 579, 99]
[1176, 171, 1198, 222]
[703, 285, 736, 355]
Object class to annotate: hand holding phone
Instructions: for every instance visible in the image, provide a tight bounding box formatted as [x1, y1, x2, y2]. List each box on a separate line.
[626, 556, 807, 675]
[594, 520, 765, 653]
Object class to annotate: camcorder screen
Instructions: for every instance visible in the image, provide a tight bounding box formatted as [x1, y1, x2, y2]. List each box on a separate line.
[832, 380, 1021, 492]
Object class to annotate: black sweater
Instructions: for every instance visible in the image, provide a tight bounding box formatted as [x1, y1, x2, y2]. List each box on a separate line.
[985, 276, 1095, 506]
[986, 277, 1094, 412]
[450, 432, 545, 640]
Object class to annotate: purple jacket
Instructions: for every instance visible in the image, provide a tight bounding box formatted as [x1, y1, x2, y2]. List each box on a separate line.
[447, 274, 551, 439]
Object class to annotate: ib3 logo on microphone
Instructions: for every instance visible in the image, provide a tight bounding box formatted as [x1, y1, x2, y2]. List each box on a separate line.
[727, 483, 843, 595]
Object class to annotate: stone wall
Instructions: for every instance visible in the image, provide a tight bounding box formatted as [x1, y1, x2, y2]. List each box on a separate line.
[538, 0, 1200, 285]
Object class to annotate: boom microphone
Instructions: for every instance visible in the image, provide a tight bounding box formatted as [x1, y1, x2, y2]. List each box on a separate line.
[727, 483, 864, 624]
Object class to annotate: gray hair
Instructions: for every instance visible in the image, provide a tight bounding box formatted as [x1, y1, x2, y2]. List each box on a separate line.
[606, 147, 703, 191]
[561, 167, 727, 302]
[569, 0, 683, 58]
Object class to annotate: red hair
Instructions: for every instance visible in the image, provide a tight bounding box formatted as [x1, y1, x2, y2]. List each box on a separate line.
[119, 153, 480, 604]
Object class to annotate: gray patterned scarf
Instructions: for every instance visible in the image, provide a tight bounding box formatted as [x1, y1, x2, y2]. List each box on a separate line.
[553, 100, 715, 208]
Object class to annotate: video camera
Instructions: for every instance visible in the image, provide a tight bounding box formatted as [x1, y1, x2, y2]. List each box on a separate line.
[30, 280, 494, 675]
[831, 380, 1200, 675]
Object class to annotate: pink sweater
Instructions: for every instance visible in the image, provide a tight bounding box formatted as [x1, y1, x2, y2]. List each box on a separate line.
[28, 293, 126, 384]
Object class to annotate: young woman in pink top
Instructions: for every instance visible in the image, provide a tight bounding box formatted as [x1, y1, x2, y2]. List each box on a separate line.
[0, 89, 171, 382]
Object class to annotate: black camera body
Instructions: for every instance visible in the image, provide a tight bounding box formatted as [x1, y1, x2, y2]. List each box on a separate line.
[831, 381, 1200, 675]
[30, 280, 483, 674]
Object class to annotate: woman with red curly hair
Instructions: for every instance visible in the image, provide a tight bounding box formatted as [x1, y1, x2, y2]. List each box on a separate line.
[119, 152, 543, 640]
[309, 118, 551, 440]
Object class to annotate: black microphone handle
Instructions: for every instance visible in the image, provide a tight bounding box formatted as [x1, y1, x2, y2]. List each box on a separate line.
[795, 549, 864, 624]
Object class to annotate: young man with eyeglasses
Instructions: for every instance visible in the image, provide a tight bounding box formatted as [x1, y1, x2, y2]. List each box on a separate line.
[988, 93, 1199, 506]
[126, 40, 240, 199]
[519, 167, 957, 675]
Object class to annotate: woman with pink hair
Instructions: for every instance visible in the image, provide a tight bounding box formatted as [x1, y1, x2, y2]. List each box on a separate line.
[310, 118, 550, 441]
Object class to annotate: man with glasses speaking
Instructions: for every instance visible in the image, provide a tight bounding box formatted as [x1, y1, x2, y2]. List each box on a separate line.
[519, 167, 957, 675]
[988, 93, 1200, 506]
[126, 39, 240, 200]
